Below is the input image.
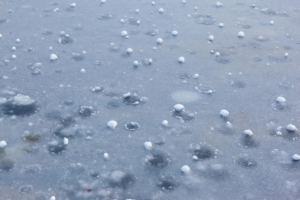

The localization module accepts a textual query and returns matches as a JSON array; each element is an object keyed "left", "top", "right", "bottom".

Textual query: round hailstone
[
  {"left": 133, "top": 61, "right": 139, "bottom": 66},
  {"left": 148, "top": 58, "right": 153, "bottom": 64},
  {"left": 152, "top": 1, "right": 155, "bottom": 5},
  {"left": 181, "top": 165, "right": 191, "bottom": 174},
  {"left": 174, "top": 104, "right": 184, "bottom": 112},
  {"left": 12, "top": 55, "right": 16, "bottom": 59},
  {"left": 107, "top": 120, "right": 118, "bottom": 129},
  {"left": 63, "top": 137, "right": 69, "bottom": 145},
  {"left": 216, "top": 2, "right": 223, "bottom": 7},
  {"left": 172, "top": 30, "right": 178, "bottom": 36},
  {"left": 0, "top": 34, "right": 2, "bottom": 38},
  {"left": 208, "top": 35, "right": 214, "bottom": 41},
  {"left": 0, "top": 141, "right": 7, "bottom": 148},
  {"left": 192, "top": 155, "right": 198, "bottom": 161},
  {"left": 292, "top": 154, "right": 300, "bottom": 161},
  {"left": 220, "top": 109, "right": 229, "bottom": 118},
  {"left": 144, "top": 142, "right": 153, "bottom": 150},
  {"left": 121, "top": 31, "right": 128, "bottom": 37},
  {"left": 70, "top": 3, "right": 76, "bottom": 8},
  {"left": 287, "top": 124, "right": 297, "bottom": 132},
  {"left": 284, "top": 53, "right": 288, "bottom": 57},
  {"left": 103, "top": 153, "right": 109, "bottom": 159},
  {"left": 136, "top": 20, "right": 141, "bottom": 25},
  {"left": 16, "top": 38, "right": 20, "bottom": 43},
  {"left": 215, "top": 52, "right": 220, "bottom": 57},
  {"left": 50, "top": 54, "right": 58, "bottom": 61},
  {"left": 135, "top": 9, "right": 139, "bottom": 13},
  {"left": 244, "top": 130, "right": 253, "bottom": 136},
  {"left": 127, "top": 48, "right": 133, "bottom": 54},
  {"left": 276, "top": 96, "right": 286, "bottom": 103},
  {"left": 101, "top": 0, "right": 106, "bottom": 3},
  {"left": 158, "top": 8, "right": 164, "bottom": 13},
  {"left": 12, "top": 46, "right": 16, "bottom": 51},
  {"left": 219, "top": 23, "right": 224, "bottom": 28},
  {"left": 182, "top": 0, "right": 186, "bottom": 3},
  {"left": 178, "top": 57, "right": 185, "bottom": 63},
  {"left": 157, "top": 38, "right": 163, "bottom": 44},
  {"left": 50, "top": 196, "right": 56, "bottom": 200},
  {"left": 162, "top": 120, "right": 169, "bottom": 127},
  {"left": 270, "top": 21, "right": 274, "bottom": 25},
  {"left": 238, "top": 31, "right": 245, "bottom": 38}
]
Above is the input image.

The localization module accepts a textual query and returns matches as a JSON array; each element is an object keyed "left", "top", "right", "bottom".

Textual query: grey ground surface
[{"left": 0, "top": 0, "right": 300, "bottom": 199}]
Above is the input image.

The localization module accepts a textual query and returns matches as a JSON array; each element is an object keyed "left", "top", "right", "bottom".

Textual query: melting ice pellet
[
  {"left": 50, "top": 54, "right": 58, "bottom": 61},
  {"left": 287, "top": 124, "right": 297, "bottom": 132},
  {"left": 181, "top": 165, "right": 191, "bottom": 174},
  {"left": 157, "top": 38, "right": 163, "bottom": 44},
  {"left": 162, "top": 120, "right": 169, "bottom": 127},
  {"left": 174, "top": 104, "right": 184, "bottom": 112},
  {"left": 127, "top": 48, "right": 133, "bottom": 54},
  {"left": 193, "top": 74, "right": 199, "bottom": 79},
  {"left": 107, "top": 120, "right": 118, "bottom": 129},
  {"left": 238, "top": 31, "right": 245, "bottom": 38},
  {"left": 276, "top": 96, "right": 286, "bottom": 103},
  {"left": 172, "top": 30, "right": 178, "bottom": 36},
  {"left": 121, "top": 31, "right": 128, "bottom": 37},
  {"left": 144, "top": 142, "right": 153, "bottom": 150},
  {"left": 216, "top": 2, "right": 223, "bottom": 7},
  {"left": 220, "top": 109, "right": 229, "bottom": 118},
  {"left": 158, "top": 8, "right": 164, "bottom": 13},
  {"left": 219, "top": 23, "right": 224, "bottom": 28},
  {"left": 292, "top": 154, "right": 300, "bottom": 161},
  {"left": 244, "top": 130, "right": 253, "bottom": 136},
  {"left": 0, "top": 141, "right": 7, "bottom": 148},
  {"left": 178, "top": 57, "right": 185, "bottom": 63}
]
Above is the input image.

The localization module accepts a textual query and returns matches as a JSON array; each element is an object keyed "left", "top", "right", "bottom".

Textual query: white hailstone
[
  {"left": 220, "top": 109, "right": 229, "bottom": 118},
  {"left": 193, "top": 73, "right": 199, "bottom": 79},
  {"left": 103, "top": 153, "right": 109, "bottom": 159},
  {"left": 121, "top": 31, "right": 128, "bottom": 37},
  {"left": 16, "top": 38, "right": 20, "bottom": 43},
  {"left": 70, "top": 3, "right": 76, "bottom": 8},
  {"left": 292, "top": 154, "right": 300, "bottom": 161},
  {"left": 174, "top": 104, "right": 184, "bottom": 112},
  {"left": 158, "top": 8, "right": 164, "bottom": 13},
  {"left": 219, "top": 23, "right": 224, "bottom": 28},
  {"left": 244, "top": 130, "right": 253, "bottom": 136},
  {"left": 238, "top": 31, "right": 245, "bottom": 38},
  {"left": 127, "top": 48, "right": 133, "bottom": 54},
  {"left": 287, "top": 124, "right": 297, "bottom": 132},
  {"left": 270, "top": 21, "right": 274, "bottom": 25},
  {"left": 12, "top": 46, "right": 16, "bottom": 51},
  {"left": 49, "top": 46, "right": 53, "bottom": 50},
  {"left": 192, "top": 155, "right": 198, "bottom": 160},
  {"left": 157, "top": 38, "right": 163, "bottom": 44},
  {"left": 216, "top": 2, "right": 223, "bottom": 7},
  {"left": 208, "top": 35, "right": 214, "bottom": 41},
  {"left": 181, "top": 165, "right": 191, "bottom": 174},
  {"left": 195, "top": 7, "right": 198, "bottom": 10},
  {"left": 215, "top": 52, "right": 221, "bottom": 57},
  {"left": 162, "top": 120, "right": 169, "bottom": 127},
  {"left": 107, "top": 120, "right": 118, "bottom": 129},
  {"left": 284, "top": 53, "right": 288, "bottom": 57},
  {"left": 182, "top": 0, "right": 186, "bottom": 4},
  {"left": 144, "top": 142, "right": 153, "bottom": 150},
  {"left": 0, "top": 141, "right": 7, "bottom": 148},
  {"left": 276, "top": 96, "right": 286, "bottom": 103},
  {"left": 12, "top": 55, "right": 16, "bottom": 59},
  {"left": 80, "top": 68, "right": 86, "bottom": 73},
  {"left": 133, "top": 61, "right": 139, "bottom": 66},
  {"left": 50, "top": 54, "right": 58, "bottom": 61},
  {"left": 172, "top": 30, "right": 178, "bottom": 36},
  {"left": 136, "top": 20, "right": 141, "bottom": 25},
  {"left": 178, "top": 56, "right": 185, "bottom": 63},
  {"left": 101, "top": 0, "right": 106, "bottom": 3},
  {"left": 226, "top": 121, "right": 233, "bottom": 128},
  {"left": 50, "top": 196, "right": 56, "bottom": 200},
  {"left": 135, "top": 9, "right": 139, "bottom": 13},
  {"left": 0, "top": 34, "right": 2, "bottom": 38},
  {"left": 148, "top": 58, "right": 153, "bottom": 64},
  {"left": 152, "top": 1, "right": 155, "bottom": 5},
  {"left": 63, "top": 137, "right": 69, "bottom": 145},
  {"left": 53, "top": 8, "right": 59, "bottom": 12}
]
